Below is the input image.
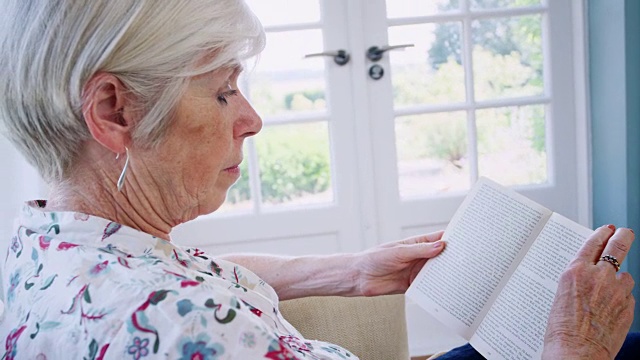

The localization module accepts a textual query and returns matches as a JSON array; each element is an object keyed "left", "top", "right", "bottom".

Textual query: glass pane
[
  {"left": 247, "top": 30, "right": 327, "bottom": 117},
  {"left": 217, "top": 158, "right": 253, "bottom": 214},
  {"left": 256, "top": 122, "right": 333, "bottom": 206},
  {"left": 244, "top": 0, "right": 320, "bottom": 27},
  {"left": 389, "top": 23, "right": 465, "bottom": 107},
  {"left": 396, "top": 112, "right": 470, "bottom": 198},
  {"left": 472, "top": 15, "right": 544, "bottom": 101},
  {"left": 476, "top": 105, "right": 548, "bottom": 186},
  {"left": 471, "top": 0, "right": 541, "bottom": 10},
  {"left": 387, "top": 0, "right": 459, "bottom": 18}
]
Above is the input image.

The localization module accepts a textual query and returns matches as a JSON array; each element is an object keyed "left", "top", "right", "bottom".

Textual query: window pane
[
  {"left": 217, "top": 158, "right": 252, "bottom": 214},
  {"left": 472, "top": 15, "right": 544, "bottom": 101},
  {"left": 476, "top": 105, "right": 548, "bottom": 186},
  {"left": 247, "top": 30, "right": 327, "bottom": 117},
  {"left": 471, "top": 0, "right": 541, "bottom": 10},
  {"left": 389, "top": 22, "right": 465, "bottom": 107},
  {"left": 387, "top": 0, "right": 459, "bottom": 18},
  {"left": 256, "top": 122, "right": 333, "bottom": 207},
  {"left": 245, "top": 0, "right": 320, "bottom": 27},
  {"left": 396, "top": 112, "right": 470, "bottom": 198}
]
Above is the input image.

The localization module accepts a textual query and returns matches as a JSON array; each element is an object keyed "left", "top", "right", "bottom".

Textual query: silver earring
[{"left": 117, "top": 147, "right": 130, "bottom": 191}]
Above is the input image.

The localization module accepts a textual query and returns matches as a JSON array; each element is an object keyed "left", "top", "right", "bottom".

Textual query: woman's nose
[{"left": 234, "top": 96, "right": 262, "bottom": 139}]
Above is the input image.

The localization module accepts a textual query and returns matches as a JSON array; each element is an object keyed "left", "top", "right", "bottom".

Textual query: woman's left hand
[{"left": 353, "top": 231, "right": 446, "bottom": 296}]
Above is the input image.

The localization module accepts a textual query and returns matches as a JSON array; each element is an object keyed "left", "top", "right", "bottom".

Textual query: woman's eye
[{"left": 217, "top": 89, "right": 238, "bottom": 105}]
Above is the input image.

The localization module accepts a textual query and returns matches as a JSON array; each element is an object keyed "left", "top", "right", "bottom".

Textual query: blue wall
[{"left": 589, "top": 0, "right": 640, "bottom": 331}]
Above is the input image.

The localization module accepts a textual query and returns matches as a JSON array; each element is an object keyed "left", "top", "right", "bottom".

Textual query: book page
[
  {"left": 470, "top": 213, "right": 593, "bottom": 360},
  {"left": 406, "top": 178, "right": 551, "bottom": 339}
]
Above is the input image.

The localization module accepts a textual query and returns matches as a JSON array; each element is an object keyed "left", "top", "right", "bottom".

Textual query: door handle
[
  {"left": 366, "top": 44, "right": 414, "bottom": 62},
  {"left": 304, "top": 49, "right": 351, "bottom": 66}
]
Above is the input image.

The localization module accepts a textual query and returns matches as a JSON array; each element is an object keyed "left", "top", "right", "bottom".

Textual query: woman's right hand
[{"left": 542, "top": 225, "right": 635, "bottom": 359}]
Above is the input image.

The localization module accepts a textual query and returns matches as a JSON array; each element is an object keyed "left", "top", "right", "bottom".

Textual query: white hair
[{"left": 0, "top": 0, "right": 265, "bottom": 182}]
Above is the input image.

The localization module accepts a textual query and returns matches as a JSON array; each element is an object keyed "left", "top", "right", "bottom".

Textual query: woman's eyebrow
[{"left": 229, "top": 64, "right": 244, "bottom": 79}]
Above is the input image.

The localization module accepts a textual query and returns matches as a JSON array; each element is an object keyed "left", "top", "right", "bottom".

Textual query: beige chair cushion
[{"left": 279, "top": 294, "right": 409, "bottom": 360}]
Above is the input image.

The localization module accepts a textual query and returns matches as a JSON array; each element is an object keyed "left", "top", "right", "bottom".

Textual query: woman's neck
[{"left": 44, "top": 151, "right": 178, "bottom": 241}]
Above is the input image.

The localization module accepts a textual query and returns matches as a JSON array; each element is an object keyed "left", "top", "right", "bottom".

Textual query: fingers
[
  {"left": 616, "top": 271, "right": 636, "bottom": 296},
  {"left": 573, "top": 225, "right": 615, "bottom": 264},
  {"left": 398, "top": 231, "right": 444, "bottom": 245},
  {"left": 598, "top": 228, "right": 635, "bottom": 272},
  {"left": 397, "top": 241, "right": 445, "bottom": 260}
]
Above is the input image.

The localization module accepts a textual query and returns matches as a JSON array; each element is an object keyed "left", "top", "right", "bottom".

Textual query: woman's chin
[
  {"left": 189, "top": 192, "right": 227, "bottom": 219},
  {"left": 186, "top": 183, "right": 235, "bottom": 219},
  {"left": 203, "top": 198, "right": 226, "bottom": 215}
]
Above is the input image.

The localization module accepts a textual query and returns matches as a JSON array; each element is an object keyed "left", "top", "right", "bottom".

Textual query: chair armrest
[{"left": 279, "top": 294, "right": 410, "bottom": 360}]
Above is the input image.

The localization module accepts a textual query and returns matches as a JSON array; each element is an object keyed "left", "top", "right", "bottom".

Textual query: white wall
[{"left": 0, "top": 137, "right": 44, "bottom": 236}]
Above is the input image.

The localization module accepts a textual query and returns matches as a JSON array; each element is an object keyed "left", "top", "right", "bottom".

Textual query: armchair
[{"left": 279, "top": 294, "right": 411, "bottom": 360}]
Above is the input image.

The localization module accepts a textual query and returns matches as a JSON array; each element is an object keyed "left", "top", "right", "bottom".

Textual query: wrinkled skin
[{"left": 543, "top": 225, "right": 635, "bottom": 359}]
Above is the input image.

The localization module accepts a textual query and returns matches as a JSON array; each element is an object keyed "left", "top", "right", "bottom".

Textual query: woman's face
[{"left": 149, "top": 65, "right": 261, "bottom": 219}]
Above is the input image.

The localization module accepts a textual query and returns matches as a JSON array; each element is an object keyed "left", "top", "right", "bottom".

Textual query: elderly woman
[{"left": 0, "top": 1, "right": 636, "bottom": 359}]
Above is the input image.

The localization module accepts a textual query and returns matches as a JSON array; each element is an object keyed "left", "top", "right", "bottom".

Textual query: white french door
[
  {"left": 173, "top": 0, "right": 588, "bottom": 356},
  {"left": 362, "top": 0, "right": 588, "bottom": 242}
]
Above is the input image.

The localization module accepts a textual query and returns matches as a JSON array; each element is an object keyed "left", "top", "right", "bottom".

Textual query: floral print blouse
[{"left": 0, "top": 202, "right": 357, "bottom": 359}]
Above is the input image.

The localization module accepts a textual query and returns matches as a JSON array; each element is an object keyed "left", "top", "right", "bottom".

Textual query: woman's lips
[{"left": 224, "top": 165, "right": 240, "bottom": 175}]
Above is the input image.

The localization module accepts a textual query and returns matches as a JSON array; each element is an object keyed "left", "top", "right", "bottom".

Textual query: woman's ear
[{"left": 82, "top": 73, "right": 133, "bottom": 154}]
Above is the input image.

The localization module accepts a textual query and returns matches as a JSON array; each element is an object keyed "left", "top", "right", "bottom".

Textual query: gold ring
[{"left": 599, "top": 254, "right": 621, "bottom": 272}]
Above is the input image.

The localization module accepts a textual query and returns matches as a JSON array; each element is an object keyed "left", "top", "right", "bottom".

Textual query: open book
[{"left": 406, "top": 177, "right": 593, "bottom": 360}]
